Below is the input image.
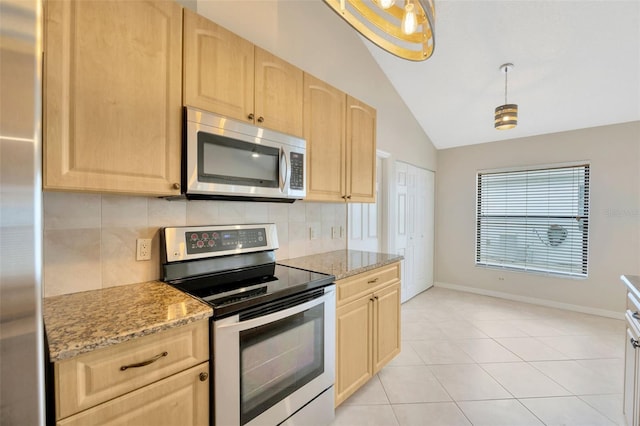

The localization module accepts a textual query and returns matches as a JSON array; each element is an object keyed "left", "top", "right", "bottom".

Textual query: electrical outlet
[
  {"left": 136, "top": 238, "right": 152, "bottom": 261},
  {"left": 309, "top": 223, "right": 322, "bottom": 240},
  {"left": 331, "top": 227, "right": 339, "bottom": 239}
]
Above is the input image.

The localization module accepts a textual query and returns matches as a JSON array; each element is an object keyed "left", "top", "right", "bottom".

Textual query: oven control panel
[
  {"left": 163, "top": 224, "right": 279, "bottom": 262},
  {"left": 186, "top": 228, "right": 267, "bottom": 254}
]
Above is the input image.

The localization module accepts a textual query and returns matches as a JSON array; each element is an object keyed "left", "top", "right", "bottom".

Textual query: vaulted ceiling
[{"left": 363, "top": 0, "right": 640, "bottom": 149}]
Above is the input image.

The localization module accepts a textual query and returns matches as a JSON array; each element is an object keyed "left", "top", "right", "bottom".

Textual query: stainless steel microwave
[{"left": 183, "top": 108, "right": 306, "bottom": 202}]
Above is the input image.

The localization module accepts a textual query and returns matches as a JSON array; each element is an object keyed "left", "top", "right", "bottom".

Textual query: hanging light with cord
[{"left": 494, "top": 63, "right": 518, "bottom": 130}]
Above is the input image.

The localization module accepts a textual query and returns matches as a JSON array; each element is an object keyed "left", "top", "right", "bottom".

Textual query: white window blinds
[{"left": 476, "top": 164, "right": 590, "bottom": 277}]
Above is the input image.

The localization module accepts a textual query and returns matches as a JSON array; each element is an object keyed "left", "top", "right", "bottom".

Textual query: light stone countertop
[
  {"left": 278, "top": 250, "right": 403, "bottom": 281},
  {"left": 622, "top": 275, "right": 640, "bottom": 302},
  {"left": 43, "top": 281, "right": 212, "bottom": 362}
]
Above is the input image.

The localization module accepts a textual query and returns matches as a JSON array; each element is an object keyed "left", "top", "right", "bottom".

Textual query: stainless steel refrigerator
[{"left": 0, "top": 0, "right": 45, "bottom": 424}]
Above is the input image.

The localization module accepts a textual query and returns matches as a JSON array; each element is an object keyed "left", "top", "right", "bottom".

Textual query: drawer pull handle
[
  {"left": 633, "top": 311, "right": 640, "bottom": 321},
  {"left": 631, "top": 338, "right": 640, "bottom": 349},
  {"left": 368, "top": 278, "right": 379, "bottom": 284},
  {"left": 120, "top": 351, "right": 168, "bottom": 371},
  {"left": 199, "top": 372, "right": 209, "bottom": 382}
]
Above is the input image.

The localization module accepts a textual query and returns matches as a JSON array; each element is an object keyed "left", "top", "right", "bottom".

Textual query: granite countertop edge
[
  {"left": 279, "top": 249, "right": 404, "bottom": 281},
  {"left": 622, "top": 274, "right": 640, "bottom": 301},
  {"left": 44, "top": 281, "right": 213, "bottom": 362}
]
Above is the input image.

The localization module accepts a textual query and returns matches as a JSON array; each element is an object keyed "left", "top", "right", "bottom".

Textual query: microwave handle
[{"left": 279, "top": 148, "right": 288, "bottom": 192}]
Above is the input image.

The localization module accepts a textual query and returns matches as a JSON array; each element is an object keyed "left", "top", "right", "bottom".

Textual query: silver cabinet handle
[
  {"left": 631, "top": 338, "right": 640, "bottom": 349},
  {"left": 120, "top": 351, "right": 168, "bottom": 371}
]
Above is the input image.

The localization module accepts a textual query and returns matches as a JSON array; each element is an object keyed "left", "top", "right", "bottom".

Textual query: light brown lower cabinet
[
  {"left": 54, "top": 320, "right": 209, "bottom": 426},
  {"left": 57, "top": 363, "right": 209, "bottom": 426},
  {"left": 335, "top": 262, "right": 401, "bottom": 406}
]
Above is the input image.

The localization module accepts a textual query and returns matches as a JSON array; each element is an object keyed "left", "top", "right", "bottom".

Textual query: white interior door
[
  {"left": 395, "top": 162, "right": 434, "bottom": 302},
  {"left": 348, "top": 157, "right": 383, "bottom": 252}
]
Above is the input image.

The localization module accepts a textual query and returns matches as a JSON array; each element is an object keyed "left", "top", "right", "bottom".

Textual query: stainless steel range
[{"left": 161, "top": 224, "right": 336, "bottom": 426}]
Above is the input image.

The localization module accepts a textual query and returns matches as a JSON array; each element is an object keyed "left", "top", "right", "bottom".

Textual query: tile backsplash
[{"left": 43, "top": 192, "right": 347, "bottom": 297}]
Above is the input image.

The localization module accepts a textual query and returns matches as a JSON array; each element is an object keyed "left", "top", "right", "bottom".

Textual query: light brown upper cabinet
[
  {"left": 346, "top": 96, "right": 377, "bottom": 203},
  {"left": 183, "top": 9, "right": 303, "bottom": 137},
  {"left": 43, "top": 0, "right": 183, "bottom": 196},
  {"left": 304, "top": 74, "right": 377, "bottom": 203},
  {"left": 303, "top": 74, "right": 346, "bottom": 202}
]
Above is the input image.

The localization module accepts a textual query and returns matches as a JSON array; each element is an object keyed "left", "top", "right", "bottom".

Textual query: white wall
[
  {"left": 435, "top": 121, "right": 640, "bottom": 315},
  {"left": 196, "top": 0, "right": 437, "bottom": 171}
]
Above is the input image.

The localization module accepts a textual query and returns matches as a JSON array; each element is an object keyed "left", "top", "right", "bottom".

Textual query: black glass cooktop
[{"left": 171, "top": 264, "right": 334, "bottom": 319}]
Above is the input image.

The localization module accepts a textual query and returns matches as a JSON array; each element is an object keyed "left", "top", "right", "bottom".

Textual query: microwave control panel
[{"left": 290, "top": 152, "right": 304, "bottom": 190}]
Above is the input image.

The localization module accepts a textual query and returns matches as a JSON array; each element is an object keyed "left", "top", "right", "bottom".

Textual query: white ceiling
[{"left": 362, "top": 0, "right": 640, "bottom": 149}]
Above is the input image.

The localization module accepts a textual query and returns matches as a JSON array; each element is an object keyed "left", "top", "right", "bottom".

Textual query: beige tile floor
[{"left": 331, "top": 287, "right": 626, "bottom": 426}]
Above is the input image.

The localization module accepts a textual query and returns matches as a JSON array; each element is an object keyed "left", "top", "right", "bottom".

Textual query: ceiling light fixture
[
  {"left": 494, "top": 63, "right": 518, "bottom": 130},
  {"left": 323, "top": 0, "right": 436, "bottom": 61}
]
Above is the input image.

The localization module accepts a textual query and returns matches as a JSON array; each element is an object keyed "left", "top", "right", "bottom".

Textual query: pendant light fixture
[
  {"left": 323, "top": 0, "right": 436, "bottom": 62},
  {"left": 494, "top": 63, "right": 518, "bottom": 130}
]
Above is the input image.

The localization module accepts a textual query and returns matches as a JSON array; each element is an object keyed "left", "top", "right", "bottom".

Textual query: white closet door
[{"left": 395, "top": 162, "right": 434, "bottom": 302}]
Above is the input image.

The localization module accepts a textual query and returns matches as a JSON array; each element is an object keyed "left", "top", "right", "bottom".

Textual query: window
[{"left": 476, "top": 163, "right": 590, "bottom": 277}]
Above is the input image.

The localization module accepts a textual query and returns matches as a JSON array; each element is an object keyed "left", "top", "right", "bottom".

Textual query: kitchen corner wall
[
  {"left": 435, "top": 121, "right": 640, "bottom": 314},
  {"left": 43, "top": 192, "right": 346, "bottom": 297}
]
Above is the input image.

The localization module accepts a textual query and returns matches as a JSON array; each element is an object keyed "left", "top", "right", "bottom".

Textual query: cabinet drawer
[
  {"left": 57, "top": 362, "right": 210, "bottom": 426},
  {"left": 336, "top": 263, "right": 400, "bottom": 305},
  {"left": 55, "top": 320, "right": 209, "bottom": 420}
]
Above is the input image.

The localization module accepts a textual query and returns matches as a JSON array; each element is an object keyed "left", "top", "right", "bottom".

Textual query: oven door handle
[{"left": 215, "top": 287, "right": 335, "bottom": 332}]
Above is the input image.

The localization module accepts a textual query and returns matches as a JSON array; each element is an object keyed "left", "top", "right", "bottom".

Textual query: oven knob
[
  {"left": 199, "top": 372, "right": 208, "bottom": 382},
  {"left": 202, "top": 232, "right": 209, "bottom": 240},
  {"left": 212, "top": 232, "right": 219, "bottom": 239},
  {"left": 208, "top": 240, "right": 215, "bottom": 247},
  {"left": 196, "top": 240, "right": 204, "bottom": 248},
  {"left": 191, "top": 233, "right": 198, "bottom": 241}
]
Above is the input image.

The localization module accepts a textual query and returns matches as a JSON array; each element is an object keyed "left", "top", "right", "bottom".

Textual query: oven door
[{"left": 213, "top": 285, "right": 335, "bottom": 426}]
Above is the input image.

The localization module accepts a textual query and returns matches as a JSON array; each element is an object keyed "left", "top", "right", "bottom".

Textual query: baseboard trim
[{"left": 434, "top": 281, "right": 623, "bottom": 320}]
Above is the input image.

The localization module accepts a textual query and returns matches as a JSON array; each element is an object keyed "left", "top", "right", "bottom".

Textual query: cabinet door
[
  {"left": 373, "top": 282, "right": 401, "bottom": 372},
  {"left": 346, "top": 96, "right": 376, "bottom": 203},
  {"left": 254, "top": 48, "right": 303, "bottom": 137},
  {"left": 183, "top": 8, "right": 254, "bottom": 123},
  {"left": 303, "top": 73, "right": 346, "bottom": 202},
  {"left": 624, "top": 319, "right": 640, "bottom": 426},
  {"left": 44, "top": 0, "right": 182, "bottom": 196},
  {"left": 335, "top": 296, "right": 373, "bottom": 407},
  {"left": 57, "top": 363, "right": 210, "bottom": 426},
  {"left": 55, "top": 320, "right": 209, "bottom": 419}
]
